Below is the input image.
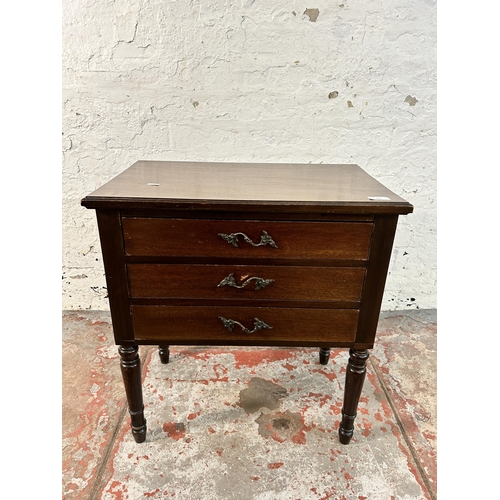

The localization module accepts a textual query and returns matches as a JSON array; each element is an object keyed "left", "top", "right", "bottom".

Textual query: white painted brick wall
[{"left": 62, "top": 0, "right": 436, "bottom": 311}]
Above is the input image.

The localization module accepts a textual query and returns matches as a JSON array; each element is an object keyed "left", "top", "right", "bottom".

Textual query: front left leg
[
  {"left": 339, "top": 348, "right": 369, "bottom": 445},
  {"left": 119, "top": 345, "right": 147, "bottom": 443}
]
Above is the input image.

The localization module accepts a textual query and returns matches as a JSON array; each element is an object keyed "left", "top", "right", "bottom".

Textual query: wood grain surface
[
  {"left": 122, "top": 218, "right": 373, "bottom": 260},
  {"left": 131, "top": 305, "right": 358, "bottom": 345},
  {"left": 81, "top": 161, "right": 413, "bottom": 214},
  {"left": 127, "top": 263, "right": 366, "bottom": 302}
]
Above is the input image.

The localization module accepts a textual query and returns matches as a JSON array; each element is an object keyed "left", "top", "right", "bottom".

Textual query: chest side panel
[
  {"left": 95, "top": 210, "right": 134, "bottom": 342},
  {"left": 355, "top": 215, "right": 399, "bottom": 347}
]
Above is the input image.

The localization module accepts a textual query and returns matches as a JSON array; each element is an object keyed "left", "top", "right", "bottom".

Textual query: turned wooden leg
[
  {"left": 339, "top": 348, "right": 369, "bottom": 445},
  {"left": 319, "top": 347, "right": 331, "bottom": 365},
  {"left": 119, "top": 345, "right": 147, "bottom": 443},
  {"left": 159, "top": 345, "right": 170, "bottom": 364}
]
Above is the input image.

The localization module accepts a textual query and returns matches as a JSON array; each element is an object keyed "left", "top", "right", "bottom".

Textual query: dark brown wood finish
[
  {"left": 130, "top": 298, "right": 361, "bottom": 310},
  {"left": 95, "top": 210, "right": 134, "bottom": 342},
  {"left": 127, "top": 264, "right": 366, "bottom": 302},
  {"left": 121, "top": 208, "right": 376, "bottom": 222},
  {"left": 319, "top": 347, "right": 331, "bottom": 365},
  {"left": 355, "top": 215, "right": 399, "bottom": 347},
  {"left": 131, "top": 305, "right": 358, "bottom": 345},
  {"left": 122, "top": 218, "right": 373, "bottom": 260},
  {"left": 158, "top": 345, "right": 170, "bottom": 364},
  {"left": 125, "top": 255, "right": 367, "bottom": 268},
  {"left": 81, "top": 161, "right": 413, "bottom": 445},
  {"left": 118, "top": 345, "right": 147, "bottom": 443},
  {"left": 81, "top": 161, "right": 413, "bottom": 215},
  {"left": 339, "top": 349, "right": 369, "bottom": 445}
]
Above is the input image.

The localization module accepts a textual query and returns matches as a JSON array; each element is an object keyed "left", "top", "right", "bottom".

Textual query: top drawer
[{"left": 122, "top": 218, "right": 373, "bottom": 260}]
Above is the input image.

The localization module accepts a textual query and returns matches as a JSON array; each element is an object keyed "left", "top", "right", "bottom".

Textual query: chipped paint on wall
[
  {"left": 303, "top": 8, "right": 320, "bottom": 22},
  {"left": 62, "top": 0, "right": 437, "bottom": 310}
]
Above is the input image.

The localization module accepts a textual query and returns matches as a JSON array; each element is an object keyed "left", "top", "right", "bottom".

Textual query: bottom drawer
[{"left": 131, "top": 305, "right": 358, "bottom": 346}]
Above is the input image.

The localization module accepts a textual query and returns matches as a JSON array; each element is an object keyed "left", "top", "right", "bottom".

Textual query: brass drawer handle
[
  {"left": 218, "top": 230, "right": 278, "bottom": 248},
  {"left": 218, "top": 316, "right": 273, "bottom": 334},
  {"left": 217, "top": 273, "right": 275, "bottom": 290}
]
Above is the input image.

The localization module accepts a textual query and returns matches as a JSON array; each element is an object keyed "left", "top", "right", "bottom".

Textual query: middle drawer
[{"left": 128, "top": 264, "right": 365, "bottom": 302}]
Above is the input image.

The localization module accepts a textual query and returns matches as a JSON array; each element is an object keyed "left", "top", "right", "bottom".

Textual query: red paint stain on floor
[
  {"left": 307, "top": 392, "right": 333, "bottom": 407},
  {"left": 213, "top": 363, "right": 228, "bottom": 374},
  {"left": 276, "top": 411, "right": 311, "bottom": 445},
  {"left": 267, "top": 462, "right": 284, "bottom": 469},
  {"left": 144, "top": 487, "right": 160, "bottom": 497},
  {"left": 232, "top": 349, "right": 294, "bottom": 368},
  {"left": 64, "top": 330, "right": 155, "bottom": 500},
  {"left": 311, "top": 487, "right": 337, "bottom": 499},
  {"left": 386, "top": 419, "right": 431, "bottom": 499},
  {"left": 422, "top": 430, "right": 436, "bottom": 441},
  {"left": 95, "top": 413, "right": 134, "bottom": 499},
  {"left": 291, "top": 430, "right": 308, "bottom": 445},
  {"left": 105, "top": 480, "right": 128, "bottom": 500},
  {"left": 329, "top": 404, "right": 342, "bottom": 415},
  {"left": 269, "top": 431, "right": 286, "bottom": 443},
  {"left": 162, "top": 422, "right": 186, "bottom": 441},
  {"left": 210, "top": 363, "right": 230, "bottom": 382},
  {"left": 311, "top": 368, "right": 337, "bottom": 382},
  {"left": 96, "top": 351, "right": 156, "bottom": 500},
  {"left": 91, "top": 320, "right": 110, "bottom": 326},
  {"left": 182, "top": 348, "right": 227, "bottom": 361},
  {"left": 361, "top": 418, "right": 373, "bottom": 437}
]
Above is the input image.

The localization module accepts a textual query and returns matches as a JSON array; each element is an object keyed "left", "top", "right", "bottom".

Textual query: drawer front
[
  {"left": 128, "top": 264, "right": 365, "bottom": 302},
  {"left": 131, "top": 305, "right": 358, "bottom": 344},
  {"left": 122, "top": 218, "right": 372, "bottom": 260}
]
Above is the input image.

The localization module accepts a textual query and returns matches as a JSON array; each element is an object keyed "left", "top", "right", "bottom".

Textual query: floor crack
[
  {"left": 369, "top": 357, "right": 436, "bottom": 500},
  {"left": 88, "top": 405, "right": 128, "bottom": 500},
  {"left": 88, "top": 347, "right": 154, "bottom": 500}
]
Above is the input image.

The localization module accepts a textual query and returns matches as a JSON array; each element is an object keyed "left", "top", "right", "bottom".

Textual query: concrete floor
[{"left": 62, "top": 309, "right": 436, "bottom": 500}]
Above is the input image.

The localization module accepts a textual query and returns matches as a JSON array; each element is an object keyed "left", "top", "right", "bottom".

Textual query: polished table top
[{"left": 82, "top": 161, "right": 413, "bottom": 215}]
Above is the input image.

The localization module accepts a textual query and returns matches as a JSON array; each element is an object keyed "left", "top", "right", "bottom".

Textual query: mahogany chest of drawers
[{"left": 81, "top": 161, "right": 413, "bottom": 444}]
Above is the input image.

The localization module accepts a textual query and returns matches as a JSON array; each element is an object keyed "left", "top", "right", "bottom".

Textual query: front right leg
[
  {"left": 119, "top": 345, "right": 147, "bottom": 443},
  {"left": 339, "top": 348, "right": 369, "bottom": 445}
]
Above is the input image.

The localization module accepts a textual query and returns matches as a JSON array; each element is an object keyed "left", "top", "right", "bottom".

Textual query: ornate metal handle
[
  {"left": 217, "top": 273, "right": 275, "bottom": 290},
  {"left": 218, "top": 316, "right": 273, "bottom": 334},
  {"left": 218, "top": 230, "right": 278, "bottom": 248}
]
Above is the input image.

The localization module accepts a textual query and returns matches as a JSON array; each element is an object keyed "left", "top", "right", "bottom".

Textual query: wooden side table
[{"left": 81, "top": 161, "right": 413, "bottom": 445}]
